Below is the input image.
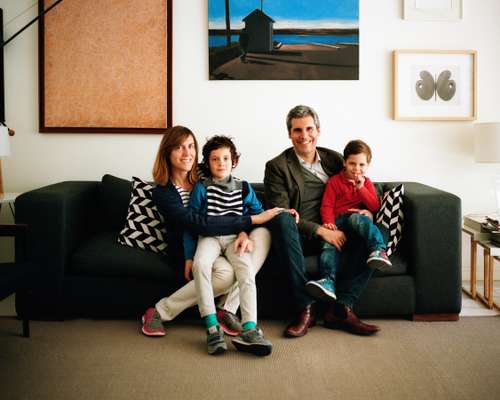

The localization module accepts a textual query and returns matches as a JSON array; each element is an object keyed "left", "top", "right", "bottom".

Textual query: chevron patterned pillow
[
  {"left": 376, "top": 184, "right": 404, "bottom": 257},
  {"left": 117, "top": 177, "right": 167, "bottom": 254}
]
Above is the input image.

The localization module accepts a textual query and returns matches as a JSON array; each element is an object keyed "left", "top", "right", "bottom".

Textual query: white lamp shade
[
  {"left": 0, "top": 126, "right": 11, "bottom": 157},
  {"left": 474, "top": 123, "right": 500, "bottom": 163}
]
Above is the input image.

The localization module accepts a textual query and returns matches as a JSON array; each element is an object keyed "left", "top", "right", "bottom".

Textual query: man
[{"left": 264, "top": 105, "right": 380, "bottom": 337}]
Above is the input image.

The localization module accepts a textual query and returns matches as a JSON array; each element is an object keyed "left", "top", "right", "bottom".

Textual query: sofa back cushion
[{"left": 98, "top": 174, "right": 132, "bottom": 231}]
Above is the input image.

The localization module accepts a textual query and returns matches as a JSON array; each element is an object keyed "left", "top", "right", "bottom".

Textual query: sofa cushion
[
  {"left": 99, "top": 174, "right": 132, "bottom": 231},
  {"left": 118, "top": 177, "right": 167, "bottom": 254},
  {"left": 70, "top": 232, "right": 175, "bottom": 281},
  {"left": 376, "top": 184, "right": 404, "bottom": 256}
]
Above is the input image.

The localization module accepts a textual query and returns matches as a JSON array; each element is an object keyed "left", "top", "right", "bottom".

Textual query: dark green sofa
[{"left": 14, "top": 174, "right": 462, "bottom": 321}]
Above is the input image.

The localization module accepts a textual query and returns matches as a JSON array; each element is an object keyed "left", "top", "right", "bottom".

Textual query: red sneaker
[
  {"left": 216, "top": 308, "right": 243, "bottom": 337},
  {"left": 141, "top": 307, "right": 165, "bottom": 337}
]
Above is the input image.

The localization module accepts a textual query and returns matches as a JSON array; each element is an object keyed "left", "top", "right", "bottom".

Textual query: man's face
[{"left": 288, "top": 116, "right": 320, "bottom": 160}]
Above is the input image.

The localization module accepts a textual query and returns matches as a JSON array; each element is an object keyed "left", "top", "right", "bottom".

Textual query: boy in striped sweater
[{"left": 184, "top": 136, "right": 275, "bottom": 356}]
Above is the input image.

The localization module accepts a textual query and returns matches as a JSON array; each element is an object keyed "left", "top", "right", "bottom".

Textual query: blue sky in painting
[{"left": 208, "top": 0, "right": 359, "bottom": 30}]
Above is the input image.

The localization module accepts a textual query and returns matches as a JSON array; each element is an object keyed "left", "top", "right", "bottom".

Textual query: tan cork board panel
[{"left": 40, "top": 0, "right": 171, "bottom": 133}]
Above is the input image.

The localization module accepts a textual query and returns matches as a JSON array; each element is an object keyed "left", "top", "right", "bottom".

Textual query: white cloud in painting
[{"left": 209, "top": 18, "right": 358, "bottom": 30}]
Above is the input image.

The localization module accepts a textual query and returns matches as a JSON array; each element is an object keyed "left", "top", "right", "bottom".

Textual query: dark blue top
[
  {"left": 152, "top": 181, "right": 253, "bottom": 263},
  {"left": 183, "top": 180, "right": 264, "bottom": 260}
]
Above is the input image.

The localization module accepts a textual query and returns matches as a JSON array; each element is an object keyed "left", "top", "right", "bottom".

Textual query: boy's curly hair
[{"left": 201, "top": 135, "right": 241, "bottom": 176}]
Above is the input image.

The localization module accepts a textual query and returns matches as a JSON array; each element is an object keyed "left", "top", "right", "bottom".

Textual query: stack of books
[
  {"left": 463, "top": 214, "right": 489, "bottom": 232},
  {"left": 464, "top": 214, "right": 500, "bottom": 246}
]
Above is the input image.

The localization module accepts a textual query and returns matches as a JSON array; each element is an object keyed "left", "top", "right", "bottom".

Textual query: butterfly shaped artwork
[{"left": 415, "top": 70, "right": 456, "bottom": 101}]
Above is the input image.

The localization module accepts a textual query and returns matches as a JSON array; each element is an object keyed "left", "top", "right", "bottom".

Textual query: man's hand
[
  {"left": 322, "top": 223, "right": 337, "bottom": 231},
  {"left": 251, "top": 207, "right": 285, "bottom": 225},
  {"left": 184, "top": 259, "right": 193, "bottom": 282},
  {"left": 347, "top": 208, "right": 374, "bottom": 221},
  {"left": 317, "top": 226, "right": 346, "bottom": 251},
  {"left": 234, "top": 231, "right": 254, "bottom": 256}
]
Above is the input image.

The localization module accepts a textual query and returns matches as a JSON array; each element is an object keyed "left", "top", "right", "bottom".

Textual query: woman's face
[{"left": 169, "top": 135, "right": 196, "bottom": 174}]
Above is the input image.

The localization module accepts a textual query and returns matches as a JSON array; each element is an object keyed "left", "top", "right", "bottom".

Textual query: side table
[
  {"left": 462, "top": 225, "right": 500, "bottom": 310},
  {"left": 0, "top": 192, "right": 20, "bottom": 218}
]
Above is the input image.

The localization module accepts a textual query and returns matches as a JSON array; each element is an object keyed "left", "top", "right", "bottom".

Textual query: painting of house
[
  {"left": 243, "top": 9, "right": 274, "bottom": 53},
  {"left": 208, "top": 0, "right": 359, "bottom": 80}
]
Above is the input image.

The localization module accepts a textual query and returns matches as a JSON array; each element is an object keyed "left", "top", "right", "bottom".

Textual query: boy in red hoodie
[{"left": 306, "top": 140, "right": 391, "bottom": 302}]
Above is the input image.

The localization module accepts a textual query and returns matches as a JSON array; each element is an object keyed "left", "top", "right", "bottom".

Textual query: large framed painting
[
  {"left": 39, "top": 0, "right": 172, "bottom": 133},
  {"left": 393, "top": 50, "right": 477, "bottom": 121},
  {"left": 208, "top": 0, "right": 359, "bottom": 80}
]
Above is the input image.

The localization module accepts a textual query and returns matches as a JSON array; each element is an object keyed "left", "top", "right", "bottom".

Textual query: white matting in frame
[
  {"left": 393, "top": 50, "right": 477, "bottom": 121},
  {"left": 404, "top": 0, "right": 463, "bottom": 21}
]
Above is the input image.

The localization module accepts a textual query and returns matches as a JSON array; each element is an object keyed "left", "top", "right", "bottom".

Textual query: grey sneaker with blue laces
[
  {"left": 232, "top": 327, "right": 272, "bottom": 356},
  {"left": 305, "top": 278, "right": 337, "bottom": 302},
  {"left": 207, "top": 325, "right": 227, "bottom": 355}
]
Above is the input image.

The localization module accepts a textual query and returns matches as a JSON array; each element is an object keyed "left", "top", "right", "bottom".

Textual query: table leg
[
  {"left": 470, "top": 237, "right": 477, "bottom": 298},
  {"left": 494, "top": 256, "right": 500, "bottom": 310},
  {"left": 483, "top": 248, "right": 492, "bottom": 309},
  {"left": 487, "top": 251, "right": 494, "bottom": 309}
]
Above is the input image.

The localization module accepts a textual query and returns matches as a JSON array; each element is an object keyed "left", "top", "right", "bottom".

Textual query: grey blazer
[{"left": 264, "top": 146, "right": 343, "bottom": 239}]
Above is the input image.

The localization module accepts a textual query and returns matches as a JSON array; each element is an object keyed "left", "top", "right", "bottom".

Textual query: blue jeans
[
  {"left": 266, "top": 212, "right": 380, "bottom": 309},
  {"left": 319, "top": 213, "right": 386, "bottom": 284}
]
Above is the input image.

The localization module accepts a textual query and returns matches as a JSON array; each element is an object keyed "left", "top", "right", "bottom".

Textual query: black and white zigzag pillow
[
  {"left": 376, "top": 184, "right": 404, "bottom": 257},
  {"left": 117, "top": 177, "right": 167, "bottom": 254}
]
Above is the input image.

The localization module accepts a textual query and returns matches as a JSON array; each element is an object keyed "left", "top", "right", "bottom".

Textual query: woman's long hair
[{"left": 152, "top": 126, "right": 199, "bottom": 186}]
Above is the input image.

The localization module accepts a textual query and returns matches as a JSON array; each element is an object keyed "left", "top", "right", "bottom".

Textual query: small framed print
[
  {"left": 393, "top": 50, "right": 477, "bottom": 121},
  {"left": 404, "top": 0, "right": 463, "bottom": 21}
]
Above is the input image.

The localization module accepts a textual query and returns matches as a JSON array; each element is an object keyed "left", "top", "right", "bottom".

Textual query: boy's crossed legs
[
  {"left": 193, "top": 234, "right": 272, "bottom": 356},
  {"left": 307, "top": 213, "right": 391, "bottom": 302}
]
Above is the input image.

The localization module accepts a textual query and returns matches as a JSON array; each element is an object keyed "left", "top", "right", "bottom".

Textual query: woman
[{"left": 141, "top": 126, "right": 283, "bottom": 337}]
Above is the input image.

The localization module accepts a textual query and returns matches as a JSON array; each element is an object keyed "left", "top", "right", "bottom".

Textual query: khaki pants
[{"left": 155, "top": 228, "right": 270, "bottom": 322}]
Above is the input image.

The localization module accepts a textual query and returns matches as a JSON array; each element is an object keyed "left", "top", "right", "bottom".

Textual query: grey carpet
[{"left": 1, "top": 317, "right": 499, "bottom": 400}]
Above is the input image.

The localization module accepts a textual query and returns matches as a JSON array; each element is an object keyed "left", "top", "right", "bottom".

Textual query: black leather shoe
[
  {"left": 324, "top": 304, "right": 380, "bottom": 336},
  {"left": 284, "top": 304, "right": 316, "bottom": 338}
]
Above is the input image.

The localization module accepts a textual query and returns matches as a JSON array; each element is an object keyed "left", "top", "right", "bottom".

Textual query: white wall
[{"left": 1, "top": 1, "right": 500, "bottom": 274}]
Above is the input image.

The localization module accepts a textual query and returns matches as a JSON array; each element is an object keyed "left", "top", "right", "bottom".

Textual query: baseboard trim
[{"left": 412, "top": 313, "right": 460, "bottom": 322}]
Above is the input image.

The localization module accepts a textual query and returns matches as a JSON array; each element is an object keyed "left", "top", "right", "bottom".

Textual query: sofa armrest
[
  {"left": 15, "top": 181, "right": 99, "bottom": 290},
  {"left": 400, "top": 182, "right": 462, "bottom": 315}
]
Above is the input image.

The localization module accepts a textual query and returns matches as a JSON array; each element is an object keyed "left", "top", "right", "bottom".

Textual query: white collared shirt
[{"left": 295, "top": 150, "right": 329, "bottom": 183}]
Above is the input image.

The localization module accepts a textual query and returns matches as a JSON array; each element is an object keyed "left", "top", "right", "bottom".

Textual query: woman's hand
[
  {"left": 184, "top": 259, "right": 193, "bottom": 281},
  {"left": 251, "top": 207, "right": 285, "bottom": 225},
  {"left": 234, "top": 231, "right": 254, "bottom": 256}
]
